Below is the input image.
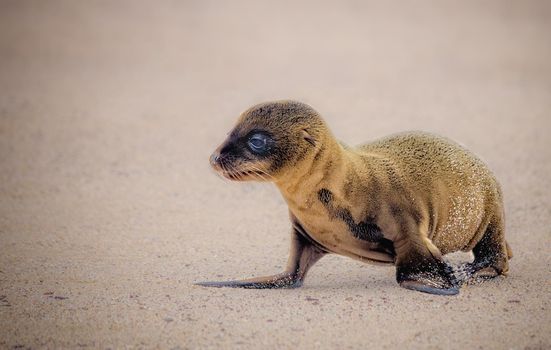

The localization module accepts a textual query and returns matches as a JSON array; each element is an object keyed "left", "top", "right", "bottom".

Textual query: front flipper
[
  {"left": 195, "top": 224, "right": 326, "bottom": 289},
  {"left": 195, "top": 272, "right": 302, "bottom": 289}
]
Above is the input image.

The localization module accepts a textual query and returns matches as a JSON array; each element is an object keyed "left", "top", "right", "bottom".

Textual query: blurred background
[{"left": 1, "top": 1, "right": 550, "bottom": 349}]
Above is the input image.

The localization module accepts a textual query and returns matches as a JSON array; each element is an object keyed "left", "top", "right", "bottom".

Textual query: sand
[{"left": 1, "top": 0, "right": 550, "bottom": 349}]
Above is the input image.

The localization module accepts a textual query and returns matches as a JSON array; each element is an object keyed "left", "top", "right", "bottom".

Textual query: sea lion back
[
  {"left": 357, "top": 131, "right": 500, "bottom": 197},
  {"left": 356, "top": 131, "right": 503, "bottom": 253}
]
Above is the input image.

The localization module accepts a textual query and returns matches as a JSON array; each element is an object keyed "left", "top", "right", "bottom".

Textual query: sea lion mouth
[
  {"left": 214, "top": 162, "right": 273, "bottom": 182},
  {"left": 221, "top": 169, "right": 267, "bottom": 181}
]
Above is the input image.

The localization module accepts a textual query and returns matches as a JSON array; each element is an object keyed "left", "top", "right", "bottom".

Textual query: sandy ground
[{"left": 1, "top": 0, "right": 550, "bottom": 349}]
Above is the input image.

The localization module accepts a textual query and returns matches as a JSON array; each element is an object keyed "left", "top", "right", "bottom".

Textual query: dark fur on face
[{"left": 210, "top": 100, "right": 327, "bottom": 181}]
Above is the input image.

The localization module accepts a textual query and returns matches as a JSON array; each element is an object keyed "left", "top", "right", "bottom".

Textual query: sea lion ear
[{"left": 302, "top": 129, "right": 316, "bottom": 146}]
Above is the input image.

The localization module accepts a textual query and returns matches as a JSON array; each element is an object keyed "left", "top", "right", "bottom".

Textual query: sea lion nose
[{"left": 209, "top": 152, "right": 220, "bottom": 167}]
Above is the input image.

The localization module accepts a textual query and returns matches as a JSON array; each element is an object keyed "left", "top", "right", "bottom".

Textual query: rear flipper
[
  {"left": 453, "top": 263, "right": 500, "bottom": 284},
  {"left": 395, "top": 238, "right": 460, "bottom": 296},
  {"left": 397, "top": 259, "right": 460, "bottom": 295},
  {"left": 454, "top": 223, "right": 511, "bottom": 284}
]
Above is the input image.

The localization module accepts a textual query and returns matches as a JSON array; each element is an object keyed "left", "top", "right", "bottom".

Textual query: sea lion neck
[{"left": 274, "top": 132, "right": 347, "bottom": 203}]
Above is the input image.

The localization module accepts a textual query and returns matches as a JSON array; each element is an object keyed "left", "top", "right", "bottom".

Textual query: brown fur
[{"left": 198, "top": 100, "right": 511, "bottom": 295}]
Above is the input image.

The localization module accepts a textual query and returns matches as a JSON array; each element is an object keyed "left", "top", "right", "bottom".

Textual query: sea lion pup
[{"left": 197, "top": 100, "right": 512, "bottom": 295}]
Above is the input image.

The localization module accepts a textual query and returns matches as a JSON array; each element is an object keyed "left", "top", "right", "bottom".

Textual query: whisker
[
  {"left": 217, "top": 159, "right": 275, "bottom": 183},
  {"left": 254, "top": 164, "right": 276, "bottom": 181},
  {"left": 252, "top": 172, "right": 267, "bottom": 182},
  {"left": 248, "top": 165, "right": 269, "bottom": 182},
  {"left": 226, "top": 163, "right": 244, "bottom": 181},
  {"left": 214, "top": 161, "right": 231, "bottom": 182}
]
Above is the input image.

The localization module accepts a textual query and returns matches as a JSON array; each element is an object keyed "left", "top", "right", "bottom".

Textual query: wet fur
[{"left": 199, "top": 100, "right": 512, "bottom": 295}]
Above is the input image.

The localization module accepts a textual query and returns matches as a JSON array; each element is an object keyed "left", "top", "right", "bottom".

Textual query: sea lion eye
[{"left": 247, "top": 133, "right": 268, "bottom": 153}]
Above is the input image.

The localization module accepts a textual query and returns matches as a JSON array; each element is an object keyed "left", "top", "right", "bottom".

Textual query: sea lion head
[{"left": 210, "top": 100, "right": 327, "bottom": 182}]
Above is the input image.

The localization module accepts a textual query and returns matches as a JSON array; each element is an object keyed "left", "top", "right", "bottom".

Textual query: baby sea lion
[{"left": 197, "top": 100, "right": 512, "bottom": 295}]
